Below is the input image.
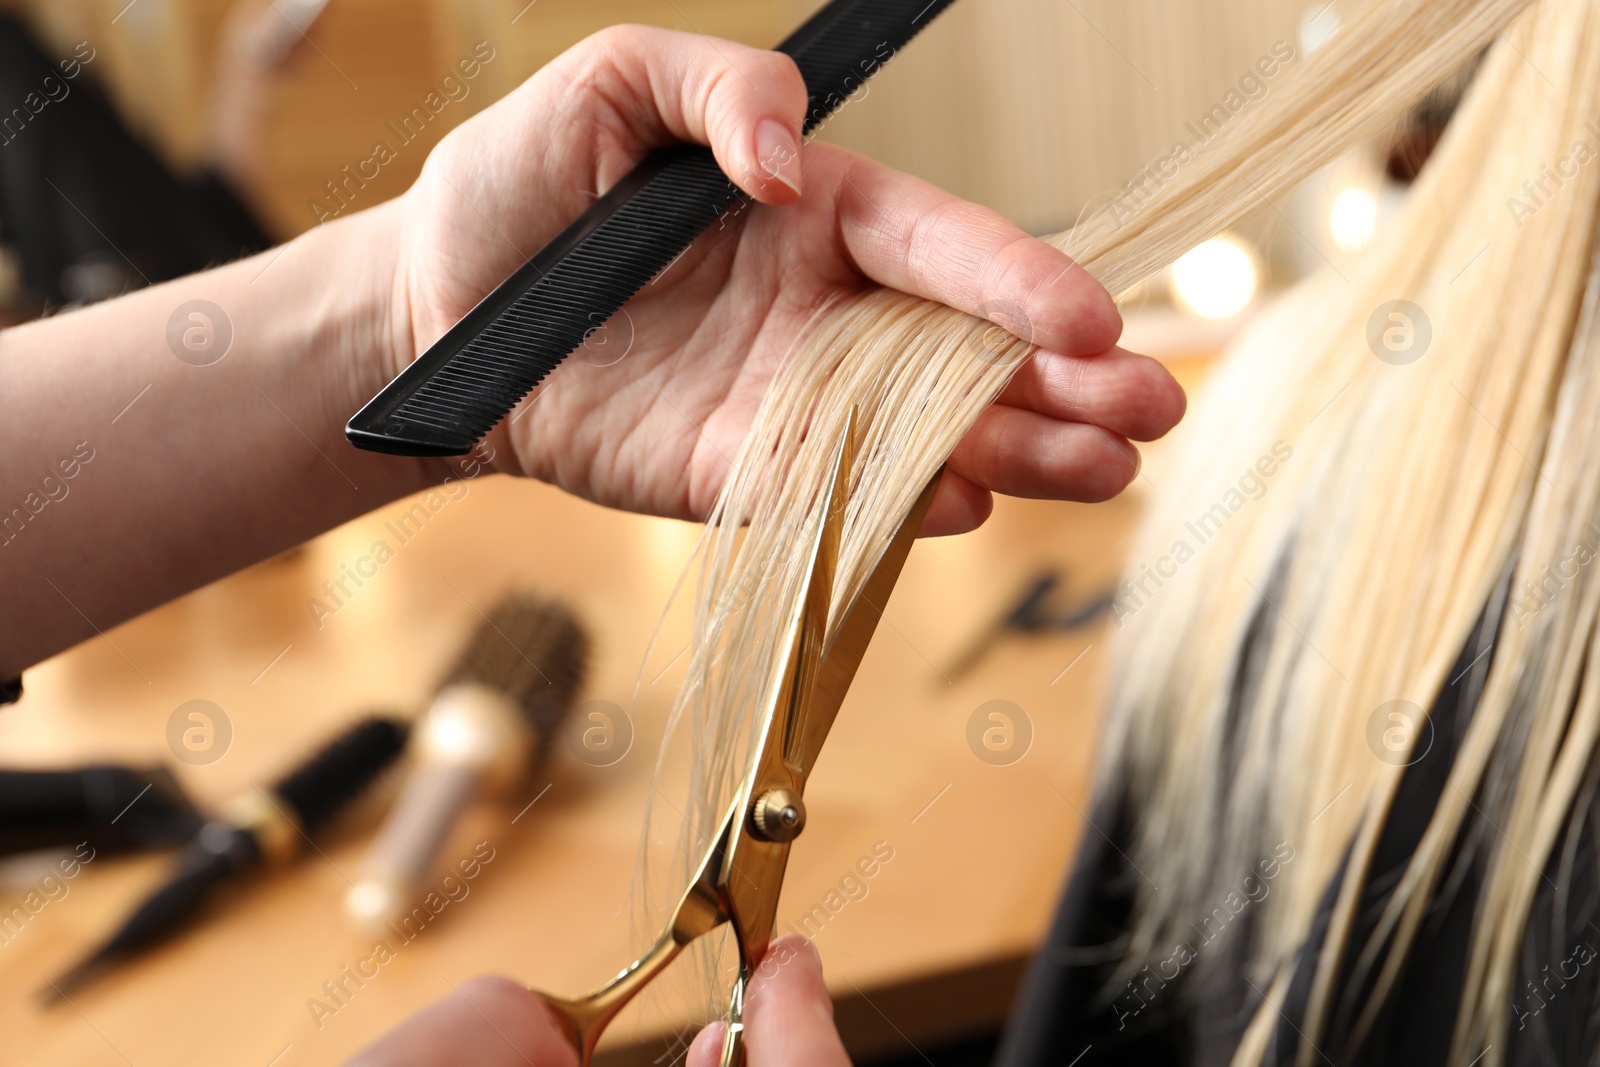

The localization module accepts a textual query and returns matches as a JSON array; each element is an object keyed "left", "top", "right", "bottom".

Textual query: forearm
[{"left": 0, "top": 199, "right": 432, "bottom": 676}]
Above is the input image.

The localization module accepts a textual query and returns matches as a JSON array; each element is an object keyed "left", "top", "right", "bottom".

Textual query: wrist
[
  {"left": 367, "top": 186, "right": 528, "bottom": 483},
  {"left": 278, "top": 197, "right": 445, "bottom": 496}
]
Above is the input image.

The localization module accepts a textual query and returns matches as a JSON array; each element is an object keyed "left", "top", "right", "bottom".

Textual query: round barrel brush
[
  {"left": 345, "top": 594, "right": 588, "bottom": 933},
  {"left": 43, "top": 715, "right": 409, "bottom": 1001}
]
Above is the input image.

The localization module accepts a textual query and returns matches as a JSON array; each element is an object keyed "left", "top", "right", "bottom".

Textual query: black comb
[{"left": 346, "top": 0, "right": 960, "bottom": 457}]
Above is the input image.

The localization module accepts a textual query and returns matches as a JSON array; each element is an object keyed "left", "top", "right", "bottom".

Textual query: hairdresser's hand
[
  {"left": 386, "top": 27, "right": 1185, "bottom": 534},
  {"left": 342, "top": 935, "right": 843, "bottom": 1067},
  {"left": 344, "top": 976, "right": 577, "bottom": 1067},
  {"left": 688, "top": 935, "right": 851, "bottom": 1066}
]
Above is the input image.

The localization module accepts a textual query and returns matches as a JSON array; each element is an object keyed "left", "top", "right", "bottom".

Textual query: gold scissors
[{"left": 537, "top": 419, "right": 939, "bottom": 1066}]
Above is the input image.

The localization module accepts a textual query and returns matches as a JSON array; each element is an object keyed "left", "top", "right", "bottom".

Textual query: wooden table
[{"left": 0, "top": 470, "right": 1143, "bottom": 1066}]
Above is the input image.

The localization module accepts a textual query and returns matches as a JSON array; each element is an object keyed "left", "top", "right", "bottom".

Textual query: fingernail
[{"left": 754, "top": 118, "right": 802, "bottom": 196}]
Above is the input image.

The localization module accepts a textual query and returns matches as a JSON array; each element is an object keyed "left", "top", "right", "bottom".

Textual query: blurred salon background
[
  {"left": 0, "top": 2, "right": 1440, "bottom": 1066},
  {"left": 0, "top": 0, "right": 1416, "bottom": 330}
]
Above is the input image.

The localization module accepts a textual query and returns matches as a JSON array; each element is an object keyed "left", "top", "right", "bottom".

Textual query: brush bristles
[{"left": 443, "top": 595, "right": 589, "bottom": 750}]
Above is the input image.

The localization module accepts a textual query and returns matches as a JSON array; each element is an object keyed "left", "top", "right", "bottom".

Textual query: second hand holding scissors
[{"left": 537, "top": 417, "right": 939, "bottom": 1066}]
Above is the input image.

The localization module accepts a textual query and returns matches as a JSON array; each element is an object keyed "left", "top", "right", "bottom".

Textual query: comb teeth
[
  {"left": 347, "top": 148, "right": 741, "bottom": 457},
  {"left": 788, "top": 0, "right": 959, "bottom": 133},
  {"left": 445, "top": 595, "right": 590, "bottom": 751}
]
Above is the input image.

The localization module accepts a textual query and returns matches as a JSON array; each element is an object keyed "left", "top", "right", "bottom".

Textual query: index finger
[{"left": 824, "top": 148, "right": 1122, "bottom": 359}]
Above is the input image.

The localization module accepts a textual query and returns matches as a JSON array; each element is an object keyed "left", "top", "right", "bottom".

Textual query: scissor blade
[
  {"left": 721, "top": 421, "right": 857, "bottom": 963},
  {"left": 778, "top": 413, "right": 853, "bottom": 770},
  {"left": 797, "top": 469, "right": 941, "bottom": 778}
]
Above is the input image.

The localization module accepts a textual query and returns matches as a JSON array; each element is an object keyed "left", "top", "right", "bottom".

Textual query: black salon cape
[{"left": 994, "top": 576, "right": 1600, "bottom": 1067}]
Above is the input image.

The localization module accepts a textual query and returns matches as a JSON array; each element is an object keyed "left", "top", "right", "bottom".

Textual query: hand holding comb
[{"left": 346, "top": 0, "right": 958, "bottom": 458}]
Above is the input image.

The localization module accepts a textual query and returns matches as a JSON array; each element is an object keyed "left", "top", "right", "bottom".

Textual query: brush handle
[
  {"left": 346, "top": 687, "right": 530, "bottom": 932},
  {"left": 346, "top": 762, "right": 479, "bottom": 932},
  {"left": 346, "top": 0, "right": 959, "bottom": 457}
]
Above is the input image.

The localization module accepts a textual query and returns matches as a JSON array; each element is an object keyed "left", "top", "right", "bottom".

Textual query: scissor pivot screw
[{"left": 751, "top": 789, "right": 806, "bottom": 842}]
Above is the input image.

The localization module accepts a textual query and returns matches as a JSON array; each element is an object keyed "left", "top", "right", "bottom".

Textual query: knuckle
[
  {"left": 562, "top": 24, "right": 671, "bottom": 91},
  {"left": 702, "top": 50, "right": 802, "bottom": 134},
  {"left": 901, "top": 197, "right": 966, "bottom": 281},
  {"left": 1042, "top": 354, "right": 1089, "bottom": 417},
  {"left": 989, "top": 238, "right": 1068, "bottom": 336},
  {"left": 553, "top": 27, "right": 632, "bottom": 93},
  {"left": 978, "top": 420, "right": 1008, "bottom": 484},
  {"left": 587, "top": 22, "right": 655, "bottom": 55},
  {"left": 699, "top": 61, "right": 744, "bottom": 137},
  {"left": 757, "top": 50, "right": 807, "bottom": 109}
]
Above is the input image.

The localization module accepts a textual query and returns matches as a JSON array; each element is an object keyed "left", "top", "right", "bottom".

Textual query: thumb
[
  {"left": 549, "top": 25, "right": 809, "bottom": 204},
  {"left": 687, "top": 936, "right": 850, "bottom": 1067}
]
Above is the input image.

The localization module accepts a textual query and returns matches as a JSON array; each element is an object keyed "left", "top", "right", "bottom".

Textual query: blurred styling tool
[
  {"left": 43, "top": 716, "right": 408, "bottom": 1001},
  {"left": 345, "top": 595, "right": 588, "bottom": 933},
  {"left": 943, "top": 570, "right": 1116, "bottom": 681},
  {"left": 346, "top": 0, "right": 959, "bottom": 458},
  {"left": 535, "top": 422, "right": 936, "bottom": 1067},
  {"left": 0, "top": 764, "right": 201, "bottom": 857}
]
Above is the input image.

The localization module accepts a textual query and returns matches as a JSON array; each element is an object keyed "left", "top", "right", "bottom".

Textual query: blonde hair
[
  {"left": 1103, "top": 0, "right": 1600, "bottom": 1061},
  {"left": 641, "top": 1, "right": 1582, "bottom": 1062}
]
